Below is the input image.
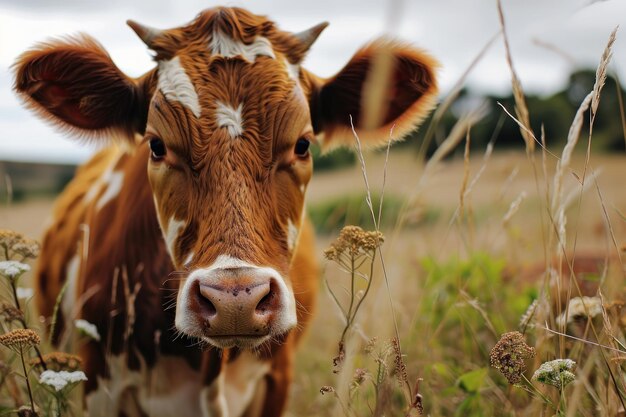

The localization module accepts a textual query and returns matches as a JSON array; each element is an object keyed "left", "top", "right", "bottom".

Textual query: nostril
[
  {"left": 255, "top": 281, "right": 278, "bottom": 314},
  {"left": 197, "top": 284, "right": 218, "bottom": 317},
  {"left": 200, "top": 296, "right": 217, "bottom": 316}
]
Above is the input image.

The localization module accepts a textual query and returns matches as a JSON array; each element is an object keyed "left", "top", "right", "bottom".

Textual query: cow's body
[{"left": 15, "top": 6, "right": 438, "bottom": 416}]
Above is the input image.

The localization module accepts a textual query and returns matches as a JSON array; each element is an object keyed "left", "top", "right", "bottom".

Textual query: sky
[{"left": 0, "top": 0, "right": 625, "bottom": 163}]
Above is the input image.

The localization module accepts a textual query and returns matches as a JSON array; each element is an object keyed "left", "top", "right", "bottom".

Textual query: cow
[{"left": 13, "top": 6, "right": 438, "bottom": 417}]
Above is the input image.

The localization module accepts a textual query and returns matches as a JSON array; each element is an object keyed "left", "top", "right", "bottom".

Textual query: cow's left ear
[{"left": 304, "top": 38, "right": 439, "bottom": 149}]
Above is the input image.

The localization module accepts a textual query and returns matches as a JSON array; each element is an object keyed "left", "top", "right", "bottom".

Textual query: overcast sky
[{"left": 1, "top": 0, "right": 625, "bottom": 163}]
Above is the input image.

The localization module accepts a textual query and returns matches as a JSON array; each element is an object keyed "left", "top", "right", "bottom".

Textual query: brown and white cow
[{"left": 14, "top": 7, "right": 438, "bottom": 417}]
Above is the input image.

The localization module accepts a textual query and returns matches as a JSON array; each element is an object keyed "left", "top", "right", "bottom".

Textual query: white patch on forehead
[
  {"left": 215, "top": 101, "right": 244, "bottom": 138},
  {"left": 287, "top": 219, "right": 299, "bottom": 251},
  {"left": 96, "top": 171, "right": 124, "bottom": 210},
  {"left": 300, "top": 184, "right": 306, "bottom": 194},
  {"left": 210, "top": 31, "right": 276, "bottom": 62},
  {"left": 157, "top": 56, "right": 201, "bottom": 118},
  {"left": 164, "top": 217, "right": 186, "bottom": 260}
]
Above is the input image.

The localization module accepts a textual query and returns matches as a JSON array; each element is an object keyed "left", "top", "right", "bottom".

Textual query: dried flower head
[
  {"left": 320, "top": 385, "right": 335, "bottom": 395},
  {"left": 324, "top": 226, "right": 384, "bottom": 261},
  {"left": 12, "top": 239, "right": 40, "bottom": 260},
  {"left": 39, "top": 369, "right": 87, "bottom": 392},
  {"left": 532, "top": 359, "right": 576, "bottom": 389},
  {"left": 0, "top": 329, "right": 41, "bottom": 350},
  {"left": 30, "top": 352, "right": 82, "bottom": 372},
  {"left": 0, "top": 302, "right": 24, "bottom": 323},
  {"left": 352, "top": 368, "right": 370, "bottom": 387},
  {"left": 556, "top": 296, "right": 603, "bottom": 327},
  {"left": 0, "top": 260, "right": 30, "bottom": 281},
  {"left": 490, "top": 331, "right": 536, "bottom": 384},
  {"left": 0, "top": 230, "right": 39, "bottom": 261},
  {"left": 0, "top": 229, "right": 23, "bottom": 255}
]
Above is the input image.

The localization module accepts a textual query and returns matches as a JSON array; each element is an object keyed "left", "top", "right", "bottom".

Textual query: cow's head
[{"left": 14, "top": 7, "right": 438, "bottom": 349}]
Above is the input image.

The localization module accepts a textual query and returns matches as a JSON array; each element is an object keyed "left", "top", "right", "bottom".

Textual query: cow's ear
[
  {"left": 305, "top": 38, "right": 439, "bottom": 149},
  {"left": 13, "top": 34, "right": 155, "bottom": 141}
]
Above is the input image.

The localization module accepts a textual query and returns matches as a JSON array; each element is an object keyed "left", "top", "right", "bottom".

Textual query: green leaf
[{"left": 457, "top": 368, "right": 488, "bottom": 393}]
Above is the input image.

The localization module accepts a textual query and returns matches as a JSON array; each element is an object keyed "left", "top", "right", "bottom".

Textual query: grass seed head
[{"left": 490, "top": 331, "right": 536, "bottom": 384}]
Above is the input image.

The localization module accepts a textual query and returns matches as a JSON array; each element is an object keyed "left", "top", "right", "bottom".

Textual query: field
[{"left": 2, "top": 147, "right": 626, "bottom": 415}]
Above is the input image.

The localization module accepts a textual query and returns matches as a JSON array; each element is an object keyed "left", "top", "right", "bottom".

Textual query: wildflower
[
  {"left": 532, "top": 359, "right": 576, "bottom": 389},
  {"left": 490, "top": 331, "right": 536, "bottom": 384},
  {"left": 30, "top": 352, "right": 82, "bottom": 372},
  {"left": 0, "top": 329, "right": 40, "bottom": 350},
  {"left": 320, "top": 385, "right": 335, "bottom": 395},
  {"left": 0, "top": 260, "right": 30, "bottom": 281},
  {"left": 39, "top": 369, "right": 87, "bottom": 392},
  {"left": 0, "top": 302, "right": 24, "bottom": 323},
  {"left": 16, "top": 287, "right": 34, "bottom": 299},
  {"left": 75, "top": 319, "right": 101, "bottom": 341},
  {"left": 556, "top": 296, "right": 603, "bottom": 327},
  {"left": 324, "top": 226, "right": 384, "bottom": 261}
]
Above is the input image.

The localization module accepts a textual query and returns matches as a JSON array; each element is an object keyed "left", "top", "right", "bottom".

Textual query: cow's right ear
[{"left": 13, "top": 34, "right": 155, "bottom": 140}]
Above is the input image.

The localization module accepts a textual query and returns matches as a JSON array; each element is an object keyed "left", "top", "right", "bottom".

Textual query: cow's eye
[
  {"left": 149, "top": 137, "right": 167, "bottom": 161},
  {"left": 294, "top": 137, "right": 310, "bottom": 158}
]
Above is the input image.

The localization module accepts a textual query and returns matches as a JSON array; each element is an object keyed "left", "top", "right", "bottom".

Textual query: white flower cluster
[
  {"left": 556, "top": 296, "right": 603, "bottom": 327},
  {"left": 0, "top": 260, "right": 30, "bottom": 279},
  {"left": 532, "top": 359, "right": 576, "bottom": 389},
  {"left": 75, "top": 319, "right": 101, "bottom": 341},
  {"left": 39, "top": 370, "right": 87, "bottom": 392}
]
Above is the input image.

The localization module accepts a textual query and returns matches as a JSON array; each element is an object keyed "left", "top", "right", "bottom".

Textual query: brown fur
[{"left": 14, "top": 7, "right": 439, "bottom": 416}]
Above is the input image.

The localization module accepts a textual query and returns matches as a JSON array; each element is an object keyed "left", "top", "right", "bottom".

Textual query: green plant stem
[
  {"left": 10, "top": 279, "right": 47, "bottom": 370},
  {"left": 19, "top": 346, "right": 36, "bottom": 413}
]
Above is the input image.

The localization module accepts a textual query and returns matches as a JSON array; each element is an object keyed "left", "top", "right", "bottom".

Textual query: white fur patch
[
  {"left": 200, "top": 372, "right": 228, "bottom": 417},
  {"left": 287, "top": 219, "right": 299, "bottom": 251},
  {"left": 183, "top": 252, "right": 195, "bottom": 268},
  {"left": 165, "top": 217, "right": 186, "bottom": 260},
  {"left": 96, "top": 171, "right": 124, "bottom": 210},
  {"left": 86, "top": 354, "right": 204, "bottom": 417},
  {"left": 158, "top": 57, "right": 201, "bottom": 118},
  {"left": 285, "top": 60, "right": 300, "bottom": 81},
  {"left": 210, "top": 31, "right": 275, "bottom": 62},
  {"left": 224, "top": 351, "right": 270, "bottom": 417},
  {"left": 215, "top": 102, "right": 244, "bottom": 138},
  {"left": 61, "top": 254, "right": 80, "bottom": 324}
]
